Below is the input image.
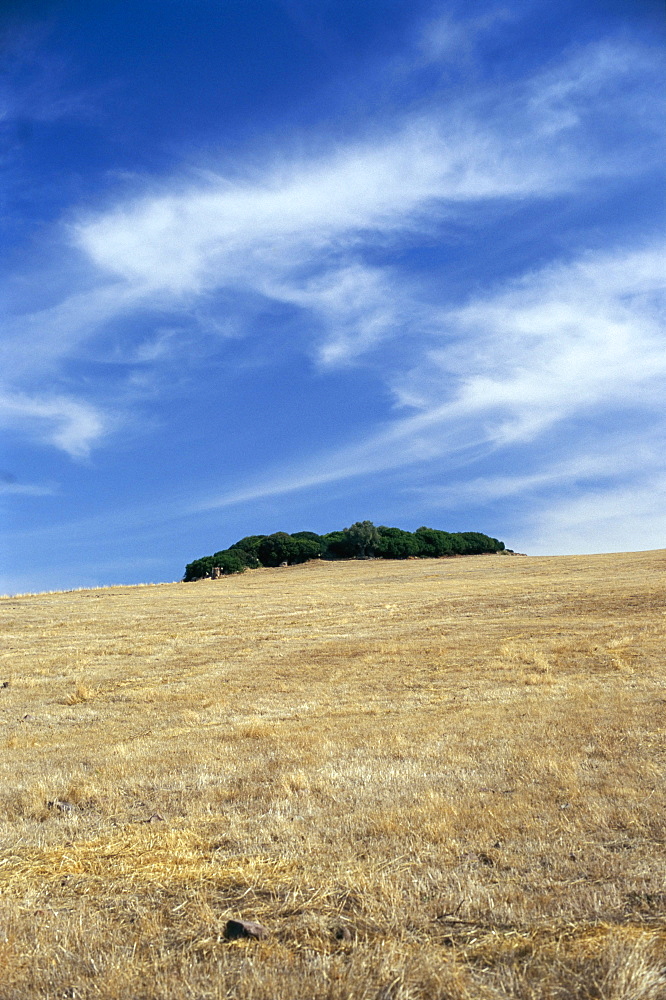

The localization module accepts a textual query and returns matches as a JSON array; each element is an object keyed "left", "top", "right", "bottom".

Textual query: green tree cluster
[{"left": 183, "top": 521, "right": 505, "bottom": 580}]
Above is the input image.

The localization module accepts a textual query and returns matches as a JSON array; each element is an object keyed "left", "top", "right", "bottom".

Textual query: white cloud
[
  {"left": 518, "top": 475, "right": 666, "bottom": 556},
  {"left": 72, "top": 35, "right": 659, "bottom": 303},
  {"left": 401, "top": 243, "right": 666, "bottom": 434},
  {"left": 2, "top": 31, "right": 662, "bottom": 465},
  {"left": 268, "top": 263, "right": 425, "bottom": 366},
  {"left": 72, "top": 120, "right": 565, "bottom": 297},
  {"left": 526, "top": 37, "right": 664, "bottom": 140},
  {"left": 410, "top": 432, "right": 666, "bottom": 508},
  {"left": 416, "top": 10, "right": 510, "bottom": 67},
  {"left": 0, "top": 480, "right": 56, "bottom": 497},
  {"left": 196, "top": 241, "right": 666, "bottom": 526},
  {"left": 0, "top": 23, "right": 99, "bottom": 132},
  {"left": 0, "top": 392, "right": 105, "bottom": 458},
  {"left": 0, "top": 282, "right": 145, "bottom": 382}
]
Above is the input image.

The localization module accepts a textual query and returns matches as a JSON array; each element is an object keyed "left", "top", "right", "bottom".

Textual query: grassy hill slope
[{"left": 1, "top": 551, "right": 665, "bottom": 998}]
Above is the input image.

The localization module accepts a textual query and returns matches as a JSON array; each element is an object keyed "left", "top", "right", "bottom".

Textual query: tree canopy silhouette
[{"left": 183, "top": 522, "right": 505, "bottom": 580}]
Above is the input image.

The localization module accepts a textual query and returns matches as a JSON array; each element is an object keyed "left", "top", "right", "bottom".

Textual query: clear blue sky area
[{"left": 1, "top": 0, "right": 664, "bottom": 592}]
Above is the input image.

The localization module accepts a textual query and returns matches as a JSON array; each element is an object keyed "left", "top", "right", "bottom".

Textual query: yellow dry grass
[{"left": 0, "top": 550, "right": 664, "bottom": 999}]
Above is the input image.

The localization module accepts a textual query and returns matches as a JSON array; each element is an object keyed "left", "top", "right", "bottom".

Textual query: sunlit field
[{"left": 1, "top": 550, "right": 664, "bottom": 999}]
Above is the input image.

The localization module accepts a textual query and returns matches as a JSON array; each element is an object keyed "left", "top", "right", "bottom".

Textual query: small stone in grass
[
  {"left": 48, "top": 799, "right": 75, "bottom": 813},
  {"left": 224, "top": 919, "right": 268, "bottom": 941}
]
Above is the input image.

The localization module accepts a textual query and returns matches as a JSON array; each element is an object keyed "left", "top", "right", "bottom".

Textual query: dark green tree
[
  {"left": 290, "top": 532, "right": 326, "bottom": 559},
  {"left": 414, "top": 527, "right": 456, "bottom": 557},
  {"left": 343, "top": 520, "right": 380, "bottom": 558},
  {"left": 256, "top": 532, "right": 293, "bottom": 567},
  {"left": 375, "top": 526, "right": 420, "bottom": 559},
  {"left": 291, "top": 531, "right": 323, "bottom": 543},
  {"left": 212, "top": 548, "right": 259, "bottom": 571},
  {"left": 288, "top": 536, "right": 324, "bottom": 562},
  {"left": 457, "top": 532, "right": 504, "bottom": 554},
  {"left": 230, "top": 535, "right": 267, "bottom": 559},
  {"left": 254, "top": 532, "right": 321, "bottom": 567},
  {"left": 321, "top": 530, "right": 354, "bottom": 559},
  {"left": 183, "top": 556, "right": 216, "bottom": 581}
]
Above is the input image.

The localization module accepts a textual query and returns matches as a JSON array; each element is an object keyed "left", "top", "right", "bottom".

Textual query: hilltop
[{"left": 183, "top": 520, "right": 506, "bottom": 580}]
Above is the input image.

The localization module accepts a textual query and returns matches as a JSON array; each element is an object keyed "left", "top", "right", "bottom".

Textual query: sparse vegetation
[
  {"left": 0, "top": 549, "right": 664, "bottom": 998},
  {"left": 184, "top": 521, "right": 505, "bottom": 580}
]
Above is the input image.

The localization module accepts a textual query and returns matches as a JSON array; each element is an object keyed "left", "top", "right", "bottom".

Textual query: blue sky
[{"left": 1, "top": 0, "right": 664, "bottom": 593}]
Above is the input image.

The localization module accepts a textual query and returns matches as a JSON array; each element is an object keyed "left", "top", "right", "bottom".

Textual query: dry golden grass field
[{"left": 0, "top": 550, "right": 665, "bottom": 1000}]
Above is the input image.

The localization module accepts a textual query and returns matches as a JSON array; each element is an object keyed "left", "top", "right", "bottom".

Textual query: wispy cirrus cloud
[
  {"left": 0, "top": 282, "right": 145, "bottom": 382},
  {"left": 526, "top": 36, "right": 664, "bottom": 141},
  {"left": 0, "top": 391, "right": 106, "bottom": 458},
  {"left": 2, "top": 21, "right": 663, "bottom": 522},
  {"left": 71, "top": 36, "right": 658, "bottom": 300},
  {"left": 0, "top": 469, "right": 56, "bottom": 497},
  {"left": 414, "top": 7, "right": 516, "bottom": 69},
  {"left": 0, "top": 20, "right": 102, "bottom": 141},
  {"left": 195, "top": 241, "right": 665, "bottom": 528},
  {"left": 0, "top": 283, "right": 143, "bottom": 457},
  {"left": 403, "top": 243, "right": 666, "bottom": 431},
  {"left": 408, "top": 428, "right": 666, "bottom": 508},
  {"left": 72, "top": 121, "right": 562, "bottom": 297},
  {"left": 519, "top": 474, "right": 666, "bottom": 556}
]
